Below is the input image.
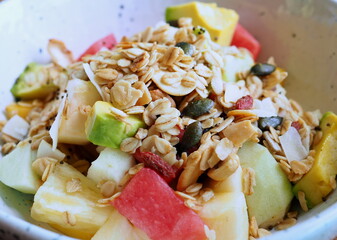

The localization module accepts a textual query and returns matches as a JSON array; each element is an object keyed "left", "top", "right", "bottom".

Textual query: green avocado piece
[
  {"left": 85, "top": 101, "right": 145, "bottom": 149},
  {"left": 0, "top": 142, "right": 41, "bottom": 194},
  {"left": 10, "top": 63, "right": 59, "bottom": 100},
  {"left": 238, "top": 141, "right": 293, "bottom": 228}
]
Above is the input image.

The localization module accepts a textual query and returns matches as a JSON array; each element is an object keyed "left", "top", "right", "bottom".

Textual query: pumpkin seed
[
  {"left": 250, "top": 63, "right": 276, "bottom": 76},
  {"left": 182, "top": 99, "right": 214, "bottom": 118},
  {"left": 167, "top": 20, "right": 179, "bottom": 28},
  {"left": 180, "top": 121, "right": 203, "bottom": 150},
  {"left": 175, "top": 42, "right": 195, "bottom": 56},
  {"left": 258, "top": 116, "right": 283, "bottom": 131}
]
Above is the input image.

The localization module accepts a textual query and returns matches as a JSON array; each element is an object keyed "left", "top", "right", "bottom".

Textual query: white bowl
[{"left": 1, "top": 0, "right": 337, "bottom": 239}]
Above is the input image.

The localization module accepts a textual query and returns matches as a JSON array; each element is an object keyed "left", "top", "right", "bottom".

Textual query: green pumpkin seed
[
  {"left": 180, "top": 121, "right": 203, "bottom": 150},
  {"left": 175, "top": 42, "right": 195, "bottom": 56},
  {"left": 258, "top": 116, "right": 283, "bottom": 131},
  {"left": 250, "top": 63, "right": 276, "bottom": 76},
  {"left": 167, "top": 20, "right": 179, "bottom": 27},
  {"left": 182, "top": 99, "right": 214, "bottom": 118}
]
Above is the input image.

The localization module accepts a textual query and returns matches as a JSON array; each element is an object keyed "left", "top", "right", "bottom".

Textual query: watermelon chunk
[
  {"left": 231, "top": 23, "right": 261, "bottom": 60},
  {"left": 113, "top": 168, "right": 207, "bottom": 240},
  {"left": 78, "top": 33, "right": 117, "bottom": 61}
]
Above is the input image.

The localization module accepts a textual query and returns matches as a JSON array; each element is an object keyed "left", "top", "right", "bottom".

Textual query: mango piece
[
  {"left": 293, "top": 112, "right": 337, "bottom": 208},
  {"left": 199, "top": 192, "right": 249, "bottom": 240},
  {"left": 58, "top": 79, "right": 101, "bottom": 145},
  {"left": 5, "top": 102, "right": 33, "bottom": 119},
  {"left": 166, "top": 2, "right": 239, "bottom": 45},
  {"left": 10, "top": 63, "right": 60, "bottom": 100},
  {"left": 238, "top": 141, "right": 293, "bottom": 228},
  {"left": 0, "top": 142, "right": 41, "bottom": 194},
  {"left": 85, "top": 101, "right": 145, "bottom": 149}
]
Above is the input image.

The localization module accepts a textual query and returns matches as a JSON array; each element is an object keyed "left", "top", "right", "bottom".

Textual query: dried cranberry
[
  {"left": 177, "top": 127, "right": 185, "bottom": 142},
  {"left": 291, "top": 121, "right": 302, "bottom": 131},
  {"left": 235, "top": 95, "right": 254, "bottom": 110},
  {"left": 133, "top": 149, "right": 177, "bottom": 183}
]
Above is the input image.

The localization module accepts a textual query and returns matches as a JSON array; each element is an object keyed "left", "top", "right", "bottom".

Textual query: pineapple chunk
[
  {"left": 5, "top": 102, "right": 33, "bottom": 119},
  {"left": 58, "top": 79, "right": 101, "bottom": 145},
  {"left": 293, "top": 112, "right": 337, "bottom": 208},
  {"left": 31, "top": 162, "right": 113, "bottom": 240},
  {"left": 199, "top": 192, "right": 249, "bottom": 240},
  {"left": 92, "top": 209, "right": 150, "bottom": 240}
]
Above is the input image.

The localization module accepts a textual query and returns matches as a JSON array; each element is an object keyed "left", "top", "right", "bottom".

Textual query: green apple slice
[
  {"left": 238, "top": 141, "right": 293, "bottom": 228},
  {"left": 0, "top": 142, "right": 41, "bottom": 194},
  {"left": 87, "top": 147, "right": 135, "bottom": 185}
]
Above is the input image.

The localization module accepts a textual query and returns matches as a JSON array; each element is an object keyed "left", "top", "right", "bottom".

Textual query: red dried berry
[
  {"left": 177, "top": 128, "right": 185, "bottom": 142},
  {"left": 209, "top": 92, "right": 217, "bottom": 101},
  {"left": 235, "top": 95, "right": 254, "bottom": 110},
  {"left": 133, "top": 149, "right": 177, "bottom": 183},
  {"left": 291, "top": 121, "right": 302, "bottom": 131}
]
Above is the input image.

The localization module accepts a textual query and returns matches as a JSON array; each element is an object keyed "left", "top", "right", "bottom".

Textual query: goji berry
[
  {"left": 235, "top": 95, "right": 253, "bottom": 110},
  {"left": 291, "top": 121, "right": 302, "bottom": 131},
  {"left": 133, "top": 149, "right": 177, "bottom": 183}
]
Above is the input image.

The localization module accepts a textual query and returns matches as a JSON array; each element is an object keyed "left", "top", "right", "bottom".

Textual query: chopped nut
[
  {"left": 207, "top": 154, "right": 239, "bottom": 181},
  {"left": 177, "top": 151, "right": 203, "bottom": 191}
]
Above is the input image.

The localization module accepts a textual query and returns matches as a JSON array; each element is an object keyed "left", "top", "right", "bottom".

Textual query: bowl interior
[{"left": 1, "top": 0, "right": 337, "bottom": 239}]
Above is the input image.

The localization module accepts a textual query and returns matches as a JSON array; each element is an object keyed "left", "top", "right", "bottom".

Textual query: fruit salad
[{"left": 1, "top": 2, "right": 337, "bottom": 240}]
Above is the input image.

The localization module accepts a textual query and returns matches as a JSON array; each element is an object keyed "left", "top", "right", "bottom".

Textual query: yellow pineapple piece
[
  {"left": 294, "top": 112, "right": 337, "bottom": 208},
  {"left": 31, "top": 162, "right": 113, "bottom": 240},
  {"left": 5, "top": 102, "right": 33, "bottom": 119}
]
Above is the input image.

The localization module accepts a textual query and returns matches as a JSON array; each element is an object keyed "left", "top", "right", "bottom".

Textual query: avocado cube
[
  {"left": 85, "top": 101, "right": 145, "bottom": 149},
  {"left": 10, "top": 63, "right": 61, "bottom": 100}
]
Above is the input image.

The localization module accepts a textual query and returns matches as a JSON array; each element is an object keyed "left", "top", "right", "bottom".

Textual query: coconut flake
[
  {"left": 279, "top": 127, "right": 308, "bottom": 162},
  {"left": 47, "top": 39, "right": 74, "bottom": 68},
  {"left": 250, "top": 98, "right": 277, "bottom": 117},
  {"left": 83, "top": 63, "right": 104, "bottom": 99},
  {"left": 49, "top": 93, "right": 67, "bottom": 150},
  {"left": 2, "top": 115, "right": 29, "bottom": 140},
  {"left": 224, "top": 83, "right": 247, "bottom": 103}
]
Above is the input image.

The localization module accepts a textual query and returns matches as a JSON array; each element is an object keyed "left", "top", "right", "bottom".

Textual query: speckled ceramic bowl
[{"left": 1, "top": 0, "right": 337, "bottom": 239}]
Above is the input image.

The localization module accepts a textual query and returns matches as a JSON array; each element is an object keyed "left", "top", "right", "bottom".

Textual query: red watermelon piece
[
  {"left": 77, "top": 33, "right": 117, "bottom": 61},
  {"left": 113, "top": 168, "right": 207, "bottom": 240},
  {"left": 231, "top": 23, "right": 261, "bottom": 60}
]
